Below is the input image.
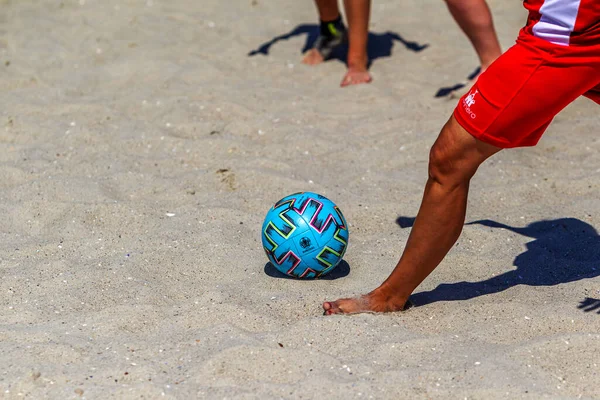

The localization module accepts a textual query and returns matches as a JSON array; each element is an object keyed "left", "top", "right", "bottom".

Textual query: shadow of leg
[{"left": 578, "top": 297, "right": 600, "bottom": 314}]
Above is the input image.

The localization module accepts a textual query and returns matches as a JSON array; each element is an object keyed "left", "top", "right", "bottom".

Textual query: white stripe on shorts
[{"left": 532, "top": 0, "right": 582, "bottom": 46}]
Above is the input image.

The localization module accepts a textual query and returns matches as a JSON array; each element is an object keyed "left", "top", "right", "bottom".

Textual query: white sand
[{"left": 1, "top": 0, "right": 599, "bottom": 398}]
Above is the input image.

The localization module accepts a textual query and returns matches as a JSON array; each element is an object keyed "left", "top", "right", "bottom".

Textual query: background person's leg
[
  {"left": 314, "top": 0, "right": 340, "bottom": 21},
  {"left": 341, "top": 0, "right": 372, "bottom": 86},
  {"left": 302, "top": 0, "right": 343, "bottom": 65},
  {"left": 445, "top": 0, "right": 502, "bottom": 71}
]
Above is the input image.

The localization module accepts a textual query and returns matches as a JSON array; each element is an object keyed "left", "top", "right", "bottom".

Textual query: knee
[
  {"left": 428, "top": 129, "right": 476, "bottom": 187},
  {"left": 427, "top": 115, "right": 499, "bottom": 188},
  {"left": 428, "top": 142, "right": 460, "bottom": 187}
]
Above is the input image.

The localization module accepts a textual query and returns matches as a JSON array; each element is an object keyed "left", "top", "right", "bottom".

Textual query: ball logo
[{"left": 299, "top": 237, "right": 312, "bottom": 249}]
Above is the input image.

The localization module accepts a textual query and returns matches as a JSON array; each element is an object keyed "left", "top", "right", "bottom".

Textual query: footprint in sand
[{"left": 216, "top": 168, "right": 236, "bottom": 191}]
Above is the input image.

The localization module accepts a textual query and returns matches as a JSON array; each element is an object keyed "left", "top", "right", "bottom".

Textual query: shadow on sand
[
  {"left": 248, "top": 24, "right": 428, "bottom": 67},
  {"left": 248, "top": 24, "right": 481, "bottom": 97},
  {"left": 578, "top": 297, "right": 600, "bottom": 314},
  {"left": 264, "top": 259, "right": 350, "bottom": 280},
  {"left": 434, "top": 66, "right": 480, "bottom": 98},
  {"left": 396, "top": 216, "right": 600, "bottom": 312}
]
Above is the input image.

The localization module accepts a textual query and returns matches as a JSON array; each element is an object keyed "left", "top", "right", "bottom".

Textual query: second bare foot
[
  {"left": 302, "top": 49, "right": 325, "bottom": 65},
  {"left": 340, "top": 66, "right": 372, "bottom": 87}
]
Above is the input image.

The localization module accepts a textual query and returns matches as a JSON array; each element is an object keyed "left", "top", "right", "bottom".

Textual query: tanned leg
[
  {"left": 323, "top": 116, "right": 501, "bottom": 314},
  {"left": 314, "top": 0, "right": 340, "bottom": 21},
  {"left": 445, "top": 0, "right": 502, "bottom": 72},
  {"left": 340, "top": 0, "right": 372, "bottom": 86}
]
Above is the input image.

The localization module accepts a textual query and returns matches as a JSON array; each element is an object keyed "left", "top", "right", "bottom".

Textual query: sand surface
[{"left": 1, "top": 0, "right": 599, "bottom": 399}]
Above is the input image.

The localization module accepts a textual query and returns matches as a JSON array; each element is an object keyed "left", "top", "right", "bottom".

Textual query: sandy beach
[{"left": 1, "top": 0, "right": 599, "bottom": 398}]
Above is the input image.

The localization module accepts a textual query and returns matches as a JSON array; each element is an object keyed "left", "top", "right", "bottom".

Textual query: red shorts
[{"left": 454, "top": 33, "right": 600, "bottom": 148}]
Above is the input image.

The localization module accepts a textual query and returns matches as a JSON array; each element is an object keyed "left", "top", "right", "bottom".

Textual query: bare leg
[
  {"left": 323, "top": 116, "right": 501, "bottom": 314},
  {"left": 314, "top": 0, "right": 340, "bottom": 21},
  {"left": 340, "top": 0, "right": 372, "bottom": 87},
  {"left": 445, "top": 0, "right": 502, "bottom": 72},
  {"left": 302, "top": 0, "right": 341, "bottom": 65}
]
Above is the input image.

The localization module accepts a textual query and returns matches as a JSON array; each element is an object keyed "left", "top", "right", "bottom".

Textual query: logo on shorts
[{"left": 463, "top": 89, "right": 478, "bottom": 119}]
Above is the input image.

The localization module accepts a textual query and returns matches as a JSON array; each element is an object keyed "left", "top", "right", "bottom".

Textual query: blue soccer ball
[{"left": 261, "top": 192, "right": 349, "bottom": 279}]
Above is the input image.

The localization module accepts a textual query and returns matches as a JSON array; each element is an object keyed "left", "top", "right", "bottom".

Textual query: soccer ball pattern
[{"left": 262, "top": 192, "right": 349, "bottom": 279}]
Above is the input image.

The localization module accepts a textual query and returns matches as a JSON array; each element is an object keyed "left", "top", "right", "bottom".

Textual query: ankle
[
  {"left": 346, "top": 53, "right": 368, "bottom": 70},
  {"left": 372, "top": 285, "right": 410, "bottom": 308},
  {"left": 320, "top": 15, "right": 345, "bottom": 38}
]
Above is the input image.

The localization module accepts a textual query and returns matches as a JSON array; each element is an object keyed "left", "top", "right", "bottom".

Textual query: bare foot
[
  {"left": 323, "top": 289, "right": 411, "bottom": 315},
  {"left": 340, "top": 66, "right": 372, "bottom": 87},
  {"left": 302, "top": 49, "right": 325, "bottom": 65}
]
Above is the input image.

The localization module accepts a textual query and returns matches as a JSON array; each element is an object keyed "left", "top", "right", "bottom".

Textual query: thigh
[
  {"left": 454, "top": 35, "right": 600, "bottom": 148},
  {"left": 584, "top": 83, "right": 600, "bottom": 105}
]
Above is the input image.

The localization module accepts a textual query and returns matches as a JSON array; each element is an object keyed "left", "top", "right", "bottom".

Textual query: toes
[
  {"left": 302, "top": 50, "right": 324, "bottom": 65},
  {"left": 323, "top": 298, "right": 362, "bottom": 315},
  {"left": 340, "top": 76, "right": 358, "bottom": 87},
  {"left": 322, "top": 301, "right": 343, "bottom": 315},
  {"left": 340, "top": 73, "right": 372, "bottom": 87}
]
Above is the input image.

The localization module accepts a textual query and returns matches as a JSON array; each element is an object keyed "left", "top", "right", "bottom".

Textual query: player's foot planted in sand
[{"left": 323, "top": 287, "right": 412, "bottom": 315}]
